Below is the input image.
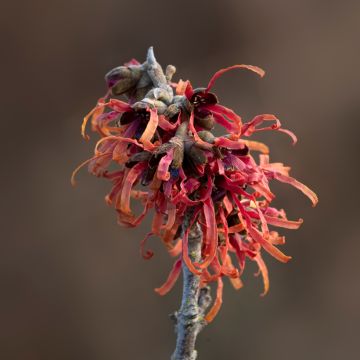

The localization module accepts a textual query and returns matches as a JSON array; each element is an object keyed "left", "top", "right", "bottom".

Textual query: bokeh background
[{"left": 2, "top": 1, "right": 360, "bottom": 359}]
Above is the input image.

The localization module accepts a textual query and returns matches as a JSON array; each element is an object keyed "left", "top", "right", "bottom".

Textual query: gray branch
[{"left": 171, "top": 213, "right": 212, "bottom": 360}]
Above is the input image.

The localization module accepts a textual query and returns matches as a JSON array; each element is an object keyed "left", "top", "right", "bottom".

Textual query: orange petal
[
  {"left": 204, "top": 277, "right": 224, "bottom": 323},
  {"left": 139, "top": 108, "right": 159, "bottom": 149},
  {"left": 175, "top": 79, "right": 189, "bottom": 95},
  {"left": 168, "top": 239, "right": 182, "bottom": 257},
  {"left": 158, "top": 113, "right": 180, "bottom": 131},
  {"left": 223, "top": 195, "right": 233, "bottom": 215},
  {"left": 273, "top": 172, "right": 318, "bottom": 207},
  {"left": 163, "top": 204, "right": 177, "bottom": 231},
  {"left": 254, "top": 253, "right": 269, "bottom": 296},
  {"left": 264, "top": 215, "right": 303, "bottom": 229},
  {"left": 243, "top": 140, "right": 269, "bottom": 154},
  {"left": 227, "top": 224, "right": 245, "bottom": 234},
  {"left": 119, "top": 163, "right": 146, "bottom": 215},
  {"left": 157, "top": 149, "right": 174, "bottom": 181},
  {"left": 194, "top": 198, "right": 218, "bottom": 269},
  {"left": 71, "top": 153, "right": 110, "bottom": 186},
  {"left": 249, "top": 227, "right": 292, "bottom": 263},
  {"left": 155, "top": 258, "right": 182, "bottom": 295},
  {"left": 81, "top": 101, "right": 105, "bottom": 140},
  {"left": 206, "top": 64, "right": 265, "bottom": 92}
]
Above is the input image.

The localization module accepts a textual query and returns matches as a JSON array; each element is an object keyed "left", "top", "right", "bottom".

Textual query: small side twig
[{"left": 171, "top": 213, "right": 211, "bottom": 360}]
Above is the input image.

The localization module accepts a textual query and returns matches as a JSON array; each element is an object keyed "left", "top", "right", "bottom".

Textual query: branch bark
[{"left": 171, "top": 213, "right": 212, "bottom": 360}]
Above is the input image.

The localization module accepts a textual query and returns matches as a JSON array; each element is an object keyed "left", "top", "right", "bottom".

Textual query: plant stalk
[{"left": 171, "top": 214, "right": 211, "bottom": 360}]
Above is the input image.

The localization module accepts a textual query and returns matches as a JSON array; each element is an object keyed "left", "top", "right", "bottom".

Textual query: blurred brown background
[{"left": 1, "top": 0, "right": 360, "bottom": 359}]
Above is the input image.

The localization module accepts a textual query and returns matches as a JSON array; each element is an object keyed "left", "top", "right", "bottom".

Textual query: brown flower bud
[
  {"left": 132, "top": 99, "right": 168, "bottom": 114},
  {"left": 165, "top": 65, "right": 176, "bottom": 82},
  {"left": 194, "top": 111, "right": 215, "bottom": 130},
  {"left": 164, "top": 104, "right": 180, "bottom": 119},
  {"left": 197, "top": 130, "right": 215, "bottom": 144},
  {"left": 145, "top": 87, "right": 173, "bottom": 104},
  {"left": 169, "top": 136, "right": 184, "bottom": 168},
  {"left": 105, "top": 66, "right": 143, "bottom": 95},
  {"left": 187, "top": 145, "right": 207, "bottom": 165}
]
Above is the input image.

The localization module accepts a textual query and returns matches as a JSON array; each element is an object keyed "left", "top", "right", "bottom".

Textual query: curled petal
[
  {"left": 162, "top": 218, "right": 181, "bottom": 246},
  {"left": 155, "top": 258, "right": 182, "bottom": 295},
  {"left": 269, "top": 231, "right": 286, "bottom": 245},
  {"left": 94, "top": 136, "right": 143, "bottom": 155},
  {"left": 259, "top": 154, "right": 270, "bottom": 166},
  {"left": 214, "top": 137, "right": 247, "bottom": 150},
  {"left": 81, "top": 101, "right": 105, "bottom": 140},
  {"left": 206, "top": 104, "right": 242, "bottom": 132},
  {"left": 71, "top": 152, "right": 110, "bottom": 186},
  {"left": 243, "top": 140, "right": 269, "bottom": 154},
  {"left": 249, "top": 227, "right": 292, "bottom": 263},
  {"left": 273, "top": 172, "right": 318, "bottom": 207},
  {"left": 157, "top": 149, "right": 174, "bottom": 181},
  {"left": 218, "top": 207, "right": 229, "bottom": 264},
  {"left": 117, "top": 200, "right": 152, "bottom": 228},
  {"left": 194, "top": 198, "right": 218, "bottom": 269},
  {"left": 206, "top": 64, "right": 265, "bottom": 92},
  {"left": 139, "top": 108, "right": 159, "bottom": 150},
  {"left": 228, "top": 224, "right": 245, "bottom": 234},
  {"left": 158, "top": 113, "right": 180, "bottom": 131},
  {"left": 106, "top": 98, "right": 131, "bottom": 112},
  {"left": 91, "top": 111, "right": 119, "bottom": 136},
  {"left": 182, "top": 208, "right": 203, "bottom": 275},
  {"left": 182, "top": 230, "right": 202, "bottom": 275},
  {"left": 262, "top": 161, "right": 291, "bottom": 176},
  {"left": 163, "top": 204, "right": 177, "bottom": 231},
  {"left": 264, "top": 215, "right": 303, "bottom": 229},
  {"left": 211, "top": 112, "right": 238, "bottom": 132},
  {"left": 223, "top": 195, "right": 233, "bottom": 215},
  {"left": 204, "top": 277, "right": 224, "bottom": 323},
  {"left": 119, "top": 162, "right": 147, "bottom": 216},
  {"left": 277, "top": 128, "right": 297, "bottom": 145},
  {"left": 242, "top": 114, "right": 296, "bottom": 144},
  {"left": 176, "top": 79, "right": 192, "bottom": 97},
  {"left": 251, "top": 183, "right": 275, "bottom": 202},
  {"left": 184, "top": 81, "right": 194, "bottom": 99},
  {"left": 225, "top": 255, "right": 243, "bottom": 290},
  {"left": 168, "top": 239, "right": 182, "bottom": 257},
  {"left": 241, "top": 114, "right": 279, "bottom": 136},
  {"left": 253, "top": 254, "right": 269, "bottom": 296},
  {"left": 130, "top": 190, "right": 148, "bottom": 201},
  {"left": 229, "top": 275, "right": 243, "bottom": 290},
  {"left": 217, "top": 159, "right": 225, "bottom": 175}
]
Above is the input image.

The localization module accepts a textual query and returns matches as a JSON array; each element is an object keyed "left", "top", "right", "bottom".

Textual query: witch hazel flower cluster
[{"left": 72, "top": 47, "right": 318, "bottom": 323}]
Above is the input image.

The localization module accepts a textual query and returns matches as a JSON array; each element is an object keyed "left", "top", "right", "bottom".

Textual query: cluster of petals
[{"left": 73, "top": 48, "right": 318, "bottom": 323}]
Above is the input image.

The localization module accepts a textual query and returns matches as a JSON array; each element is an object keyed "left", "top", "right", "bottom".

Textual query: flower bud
[
  {"left": 197, "top": 130, "right": 215, "bottom": 144},
  {"left": 105, "top": 66, "right": 143, "bottom": 95},
  {"left": 194, "top": 108, "right": 215, "bottom": 130},
  {"left": 164, "top": 104, "right": 180, "bottom": 119},
  {"left": 186, "top": 144, "right": 207, "bottom": 165},
  {"left": 165, "top": 65, "right": 176, "bottom": 81}
]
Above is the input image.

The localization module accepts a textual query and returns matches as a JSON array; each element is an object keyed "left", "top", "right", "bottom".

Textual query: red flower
[{"left": 72, "top": 48, "right": 317, "bottom": 323}]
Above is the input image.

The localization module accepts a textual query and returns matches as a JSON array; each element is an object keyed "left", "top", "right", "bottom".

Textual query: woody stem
[{"left": 171, "top": 214, "right": 212, "bottom": 360}]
